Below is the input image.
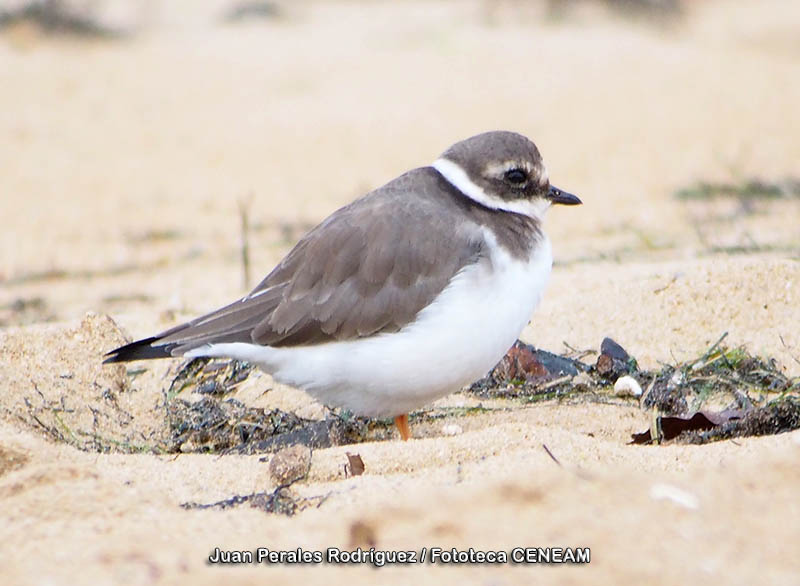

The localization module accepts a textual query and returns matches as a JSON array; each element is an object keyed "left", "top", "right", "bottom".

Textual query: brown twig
[
  {"left": 697, "top": 331, "right": 729, "bottom": 365},
  {"left": 653, "top": 274, "right": 678, "bottom": 294},
  {"left": 542, "top": 443, "right": 561, "bottom": 467},
  {"left": 779, "top": 334, "right": 800, "bottom": 366},
  {"left": 238, "top": 194, "right": 254, "bottom": 290}
]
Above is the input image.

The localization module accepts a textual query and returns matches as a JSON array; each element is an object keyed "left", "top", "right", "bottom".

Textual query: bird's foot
[{"left": 393, "top": 414, "right": 411, "bottom": 441}]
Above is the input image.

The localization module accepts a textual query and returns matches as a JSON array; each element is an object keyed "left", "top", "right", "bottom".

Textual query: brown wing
[
  {"left": 250, "top": 182, "right": 483, "bottom": 347},
  {"left": 104, "top": 168, "right": 484, "bottom": 362}
]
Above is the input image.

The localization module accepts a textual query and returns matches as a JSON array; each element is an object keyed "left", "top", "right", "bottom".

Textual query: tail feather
[
  {"left": 103, "top": 309, "right": 267, "bottom": 363},
  {"left": 103, "top": 336, "right": 176, "bottom": 363},
  {"left": 103, "top": 288, "right": 282, "bottom": 364}
]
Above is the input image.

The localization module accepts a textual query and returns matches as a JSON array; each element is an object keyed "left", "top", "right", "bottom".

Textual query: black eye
[{"left": 504, "top": 169, "right": 527, "bottom": 185}]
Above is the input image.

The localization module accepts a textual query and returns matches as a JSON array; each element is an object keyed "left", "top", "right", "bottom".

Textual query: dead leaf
[
  {"left": 631, "top": 410, "right": 745, "bottom": 444},
  {"left": 345, "top": 452, "right": 365, "bottom": 477}
]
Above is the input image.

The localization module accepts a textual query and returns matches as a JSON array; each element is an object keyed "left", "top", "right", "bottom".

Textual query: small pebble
[
  {"left": 442, "top": 424, "right": 463, "bottom": 436},
  {"left": 614, "top": 375, "right": 643, "bottom": 398},
  {"left": 348, "top": 520, "right": 377, "bottom": 548},
  {"left": 269, "top": 445, "right": 311, "bottom": 486}
]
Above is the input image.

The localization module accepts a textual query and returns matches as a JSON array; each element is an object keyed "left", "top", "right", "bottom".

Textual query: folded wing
[{"left": 104, "top": 169, "right": 483, "bottom": 362}]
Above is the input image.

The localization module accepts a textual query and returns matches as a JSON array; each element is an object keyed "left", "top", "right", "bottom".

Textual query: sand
[{"left": 1, "top": 1, "right": 799, "bottom": 584}]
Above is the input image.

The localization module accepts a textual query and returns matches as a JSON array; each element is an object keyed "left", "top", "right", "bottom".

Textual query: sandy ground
[{"left": 1, "top": 1, "right": 799, "bottom": 584}]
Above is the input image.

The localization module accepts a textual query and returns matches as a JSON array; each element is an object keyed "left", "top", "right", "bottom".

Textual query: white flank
[
  {"left": 432, "top": 157, "right": 550, "bottom": 220},
  {"left": 185, "top": 232, "right": 554, "bottom": 417}
]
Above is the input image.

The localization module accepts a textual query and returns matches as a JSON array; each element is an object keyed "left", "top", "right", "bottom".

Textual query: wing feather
[
  {"left": 106, "top": 167, "right": 485, "bottom": 360},
  {"left": 251, "top": 188, "right": 482, "bottom": 346}
]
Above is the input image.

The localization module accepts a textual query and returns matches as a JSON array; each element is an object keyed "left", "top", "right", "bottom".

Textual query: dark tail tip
[{"left": 103, "top": 336, "right": 173, "bottom": 363}]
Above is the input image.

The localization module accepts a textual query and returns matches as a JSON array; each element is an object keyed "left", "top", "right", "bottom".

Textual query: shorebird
[{"left": 105, "top": 131, "right": 581, "bottom": 440}]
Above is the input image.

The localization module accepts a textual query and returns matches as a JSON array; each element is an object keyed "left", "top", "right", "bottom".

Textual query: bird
[{"left": 105, "top": 131, "right": 581, "bottom": 441}]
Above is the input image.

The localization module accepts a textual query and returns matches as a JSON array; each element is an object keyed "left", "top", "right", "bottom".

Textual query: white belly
[{"left": 188, "top": 235, "right": 553, "bottom": 417}]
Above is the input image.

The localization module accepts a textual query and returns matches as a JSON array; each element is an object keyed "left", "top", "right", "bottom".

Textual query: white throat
[{"left": 432, "top": 158, "right": 550, "bottom": 220}]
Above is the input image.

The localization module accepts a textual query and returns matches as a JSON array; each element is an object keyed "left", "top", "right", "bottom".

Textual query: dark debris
[
  {"left": 468, "top": 340, "right": 586, "bottom": 401},
  {"left": 0, "top": 297, "right": 54, "bottom": 327},
  {"left": 168, "top": 358, "right": 254, "bottom": 398},
  {"left": 182, "top": 487, "right": 304, "bottom": 516},
  {"left": 236, "top": 416, "right": 380, "bottom": 455},
  {"left": 166, "top": 397, "right": 312, "bottom": 453},
  {"left": 223, "top": 1, "right": 282, "bottom": 22},
  {"left": 631, "top": 410, "right": 744, "bottom": 444},
  {"left": 0, "top": 0, "right": 124, "bottom": 37},
  {"left": 594, "top": 337, "right": 638, "bottom": 383},
  {"left": 641, "top": 345, "right": 796, "bottom": 416},
  {"left": 164, "top": 358, "right": 403, "bottom": 453},
  {"left": 470, "top": 335, "right": 799, "bottom": 445},
  {"left": 675, "top": 177, "right": 800, "bottom": 201},
  {"left": 684, "top": 398, "right": 800, "bottom": 444},
  {"left": 345, "top": 453, "right": 365, "bottom": 477},
  {"left": 163, "top": 335, "right": 799, "bottom": 453}
]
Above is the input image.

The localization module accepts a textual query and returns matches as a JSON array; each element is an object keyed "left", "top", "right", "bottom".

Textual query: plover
[{"left": 105, "top": 131, "right": 581, "bottom": 440}]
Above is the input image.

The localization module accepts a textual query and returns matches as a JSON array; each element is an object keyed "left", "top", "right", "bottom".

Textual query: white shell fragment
[
  {"left": 650, "top": 483, "right": 700, "bottom": 511},
  {"left": 668, "top": 370, "right": 686, "bottom": 390},
  {"left": 614, "top": 375, "right": 643, "bottom": 397},
  {"left": 441, "top": 424, "right": 463, "bottom": 436}
]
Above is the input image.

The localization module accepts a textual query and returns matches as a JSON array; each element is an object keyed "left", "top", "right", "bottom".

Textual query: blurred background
[
  {"left": 3, "top": 6, "right": 799, "bottom": 583},
  {"left": 1, "top": 0, "right": 798, "bottom": 357}
]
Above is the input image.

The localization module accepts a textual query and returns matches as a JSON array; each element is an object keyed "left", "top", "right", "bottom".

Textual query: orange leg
[{"left": 394, "top": 414, "right": 411, "bottom": 441}]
